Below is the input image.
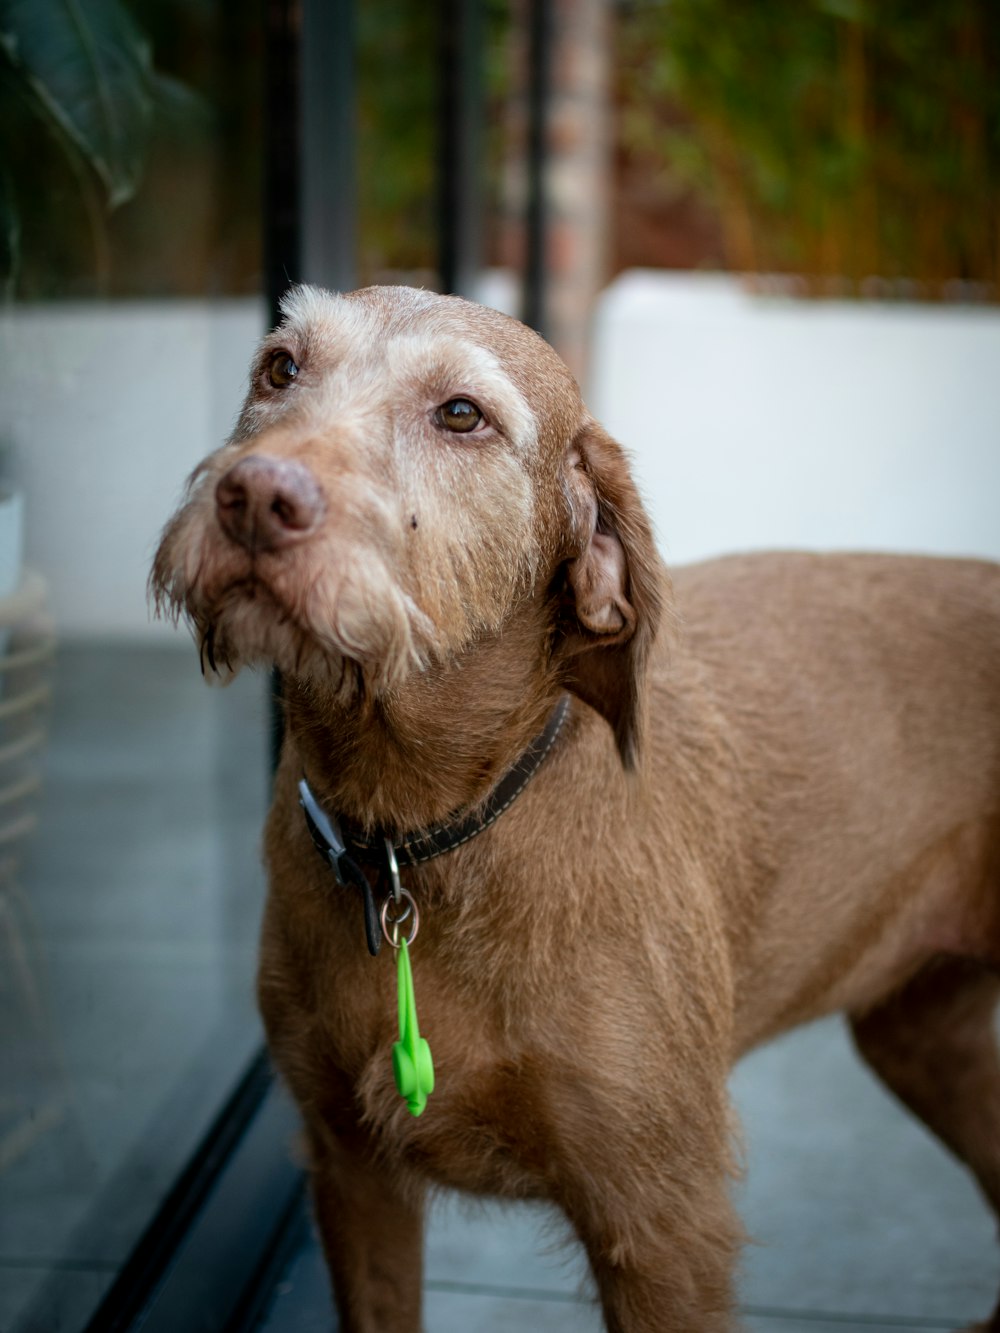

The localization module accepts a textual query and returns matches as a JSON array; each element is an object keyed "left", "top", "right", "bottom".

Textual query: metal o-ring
[{"left": 380, "top": 887, "right": 420, "bottom": 949}]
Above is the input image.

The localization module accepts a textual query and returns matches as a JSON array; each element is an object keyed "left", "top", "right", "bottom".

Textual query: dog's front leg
[
  {"left": 306, "top": 1120, "right": 425, "bottom": 1333},
  {"left": 588, "top": 1249, "right": 738, "bottom": 1333},
  {"left": 568, "top": 1159, "right": 742, "bottom": 1332}
]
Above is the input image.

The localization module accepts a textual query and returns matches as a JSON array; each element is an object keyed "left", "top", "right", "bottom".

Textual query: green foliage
[
  {"left": 620, "top": 0, "right": 1000, "bottom": 294},
  {"left": 0, "top": 0, "right": 206, "bottom": 297},
  {"left": 0, "top": 0, "right": 155, "bottom": 209},
  {"left": 0, "top": 0, "right": 503, "bottom": 298}
]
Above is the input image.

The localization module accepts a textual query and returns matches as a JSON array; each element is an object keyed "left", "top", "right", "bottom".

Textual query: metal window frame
[
  {"left": 438, "top": 0, "right": 484, "bottom": 297},
  {"left": 82, "top": 1054, "right": 304, "bottom": 1333}
]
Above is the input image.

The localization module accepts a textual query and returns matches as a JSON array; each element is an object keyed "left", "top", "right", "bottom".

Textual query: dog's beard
[
  {"left": 151, "top": 520, "right": 440, "bottom": 697},
  {"left": 195, "top": 587, "right": 340, "bottom": 686}
]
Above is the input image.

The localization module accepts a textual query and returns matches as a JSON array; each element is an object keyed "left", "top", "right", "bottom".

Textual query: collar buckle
[{"left": 299, "top": 778, "right": 383, "bottom": 956}]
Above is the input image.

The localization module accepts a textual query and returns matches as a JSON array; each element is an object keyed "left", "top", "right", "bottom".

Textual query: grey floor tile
[
  {"left": 255, "top": 1235, "right": 334, "bottom": 1333},
  {"left": 743, "top": 1319, "right": 953, "bottom": 1333},
  {"left": 0, "top": 1264, "right": 115, "bottom": 1333},
  {"left": 259, "top": 1235, "right": 599, "bottom": 1333},
  {"left": 423, "top": 1287, "right": 601, "bottom": 1333},
  {"left": 731, "top": 1017, "right": 998, "bottom": 1327},
  {"left": 425, "top": 1195, "right": 589, "bottom": 1298},
  {"left": 257, "top": 1205, "right": 595, "bottom": 1332}
]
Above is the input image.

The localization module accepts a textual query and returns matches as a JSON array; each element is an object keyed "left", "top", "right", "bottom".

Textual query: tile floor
[{"left": 257, "top": 1016, "right": 999, "bottom": 1332}]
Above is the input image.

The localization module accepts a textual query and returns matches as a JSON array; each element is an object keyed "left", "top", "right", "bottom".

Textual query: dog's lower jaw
[
  {"left": 196, "top": 617, "right": 349, "bottom": 691},
  {"left": 169, "top": 566, "right": 436, "bottom": 698}
]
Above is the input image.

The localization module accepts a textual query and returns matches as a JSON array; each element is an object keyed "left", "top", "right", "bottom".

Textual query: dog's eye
[
  {"left": 267, "top": 351, "right": 299, "bottom": 388},
  {"left": 435, "top": 398, "right": 483, "bottom": 433}
]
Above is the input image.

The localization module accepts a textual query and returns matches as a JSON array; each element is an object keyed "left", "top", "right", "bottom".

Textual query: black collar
[{"left": 299, "top": 693, "right": 571, "bottom": 955}]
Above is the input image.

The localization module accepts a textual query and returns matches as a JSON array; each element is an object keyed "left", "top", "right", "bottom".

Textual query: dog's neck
[{"left": 282, "top": 612, "right": 564, "bottom": 834}]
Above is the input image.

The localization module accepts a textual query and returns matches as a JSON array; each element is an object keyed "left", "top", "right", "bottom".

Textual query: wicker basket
[
  {"left": 0, "top": 571, "right": 58, "bottom": 1173},
  {"left": 0, "top": 571, "right": 55, "bottom": 875}
]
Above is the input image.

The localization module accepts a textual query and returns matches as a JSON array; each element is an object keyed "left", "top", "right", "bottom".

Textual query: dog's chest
[
  {"left": 359, "top": 1021, "right": 564, "bottom": 1199},
  {"left": 301, "top": 938, "right": 565, "bottom": 1197}
]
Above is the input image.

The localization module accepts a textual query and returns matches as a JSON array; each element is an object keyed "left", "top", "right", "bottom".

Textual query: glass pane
[{"left": 0, "top": 3, "right": 268, "bottom": 1329}]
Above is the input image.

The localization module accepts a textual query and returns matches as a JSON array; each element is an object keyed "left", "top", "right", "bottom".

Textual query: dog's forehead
[{"left": 278, "top": 284, "right": 581, "bottom": 433}]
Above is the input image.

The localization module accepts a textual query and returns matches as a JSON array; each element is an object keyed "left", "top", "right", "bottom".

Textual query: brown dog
[{"left": 152, "top": 284, "right": 1000, "bottom": 1332}]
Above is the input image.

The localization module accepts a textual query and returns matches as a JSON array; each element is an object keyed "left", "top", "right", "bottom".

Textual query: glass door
[{"left": 0, "top": 4, "right": 271, "bottom": 1328}]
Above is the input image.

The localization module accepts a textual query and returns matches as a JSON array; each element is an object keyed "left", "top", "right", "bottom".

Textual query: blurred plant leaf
[
  {"left": 150, "top": 68, "right": 211, "bottom": 137},
  {"left": 0, "top": 0, "right": 155, "bottom": 209}
]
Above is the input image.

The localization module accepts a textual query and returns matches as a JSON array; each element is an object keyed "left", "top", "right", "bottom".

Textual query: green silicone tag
[{"left": 392, "top": 936, "right": 434, "bottom": 1116}]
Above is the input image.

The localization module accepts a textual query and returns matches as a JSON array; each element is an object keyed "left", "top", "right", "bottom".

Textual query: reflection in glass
[{"left": 0, "top": 3, "right": 268, "bottom": 1328}]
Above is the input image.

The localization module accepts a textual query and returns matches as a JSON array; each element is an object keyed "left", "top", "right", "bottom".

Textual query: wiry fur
[{"left": 152, "top": 284, "right": 1000, "bottom": 1332}]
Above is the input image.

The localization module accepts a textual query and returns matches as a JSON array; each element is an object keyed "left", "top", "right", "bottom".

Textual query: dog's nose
[{"left": 215, "top": 455, "right": 325, "bottom": 552}]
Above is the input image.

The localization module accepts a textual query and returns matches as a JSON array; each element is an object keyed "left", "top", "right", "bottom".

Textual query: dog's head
[{"left": 151, "top": 285, "right": 663, "bottom": 766}]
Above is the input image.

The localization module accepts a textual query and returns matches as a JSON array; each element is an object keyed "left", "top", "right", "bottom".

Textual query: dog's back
[{"left": 665, "top": 551, "right": 1000, "bottom": 1049}]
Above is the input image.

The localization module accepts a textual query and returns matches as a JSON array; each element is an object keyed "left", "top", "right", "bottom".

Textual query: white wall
[
  {"left": 0, "top": 300, "right": 265, "bottom": 638},
  {"left": 590, "top": 272, "right": 1000, "bottom": 567}
]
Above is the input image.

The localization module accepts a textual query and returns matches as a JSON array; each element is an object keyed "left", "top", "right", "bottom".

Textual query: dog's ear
[{"left": 555, "top": 415, "right": 664, "bottom": 769}]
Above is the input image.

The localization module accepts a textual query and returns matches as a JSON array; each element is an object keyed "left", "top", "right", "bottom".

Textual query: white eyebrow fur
[
  {"left": 386, "top": 334, "right": 538, "bottom": 452},
  {"left": 273, "top": 288, "right": 539, "bottom": 453}
]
